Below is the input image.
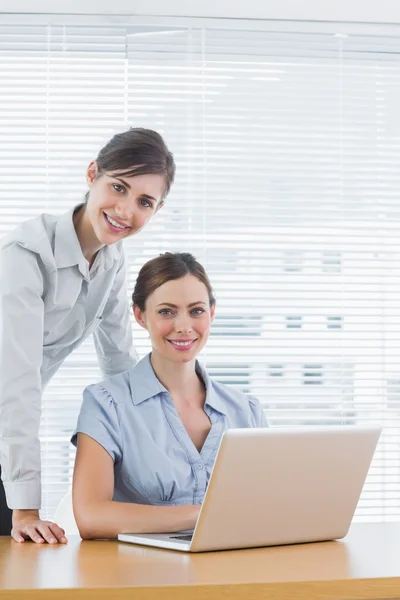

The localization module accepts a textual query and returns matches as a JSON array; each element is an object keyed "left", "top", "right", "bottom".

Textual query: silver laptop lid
[{"left": 189, "top": 425, "right": 380, "bottom": 552}]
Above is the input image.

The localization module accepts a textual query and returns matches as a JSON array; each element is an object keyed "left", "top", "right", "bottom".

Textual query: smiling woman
[
  {"left": 0, "top": 128, "right": 175, "bottom": 543},
  {"left": 76, "top": 129, "right": 174, "bottom": 264},
  {"left": 71, "top": 252, "right": 267, "bottom": 541},
  {"left": 75, "top": 169, "right": 167, "bottom": 265}
]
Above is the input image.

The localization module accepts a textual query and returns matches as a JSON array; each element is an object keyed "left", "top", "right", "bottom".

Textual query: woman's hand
[{"left": 12, "top": 509, "right": 68, "bottom": 544}]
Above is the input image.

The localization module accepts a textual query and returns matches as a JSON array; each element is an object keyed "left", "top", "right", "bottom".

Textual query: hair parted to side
[
  {"left": 132, "top": 252, "right": 216, "bottom": 311},
  {"left": 87, "top": 127, "right": 175, "bottom": 201}
]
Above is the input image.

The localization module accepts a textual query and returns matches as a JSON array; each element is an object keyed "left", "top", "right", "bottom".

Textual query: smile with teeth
[
  {"left": 168, "top": 339, "right": 197, "bottom": 349},
  {"left": 104, "top": 212, "right": 131, "bottom": 231}
]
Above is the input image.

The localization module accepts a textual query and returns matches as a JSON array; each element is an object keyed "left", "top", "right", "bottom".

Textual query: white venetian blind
[{"left": 1, "top": 18, "right": 400, "bottom": 520}]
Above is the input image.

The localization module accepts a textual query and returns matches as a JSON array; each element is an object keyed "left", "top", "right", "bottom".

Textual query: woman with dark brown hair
[
  {"left": 72, "top": 253, "right": 267, "bottom": 540},
  {"left": 0, "top": 128, "right": 175, "bottom": 544}
]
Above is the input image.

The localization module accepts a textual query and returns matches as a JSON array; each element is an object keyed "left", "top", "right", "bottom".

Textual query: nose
[
  {"left": 114, "top": 197, "right": 136, "bottom": 221},
  {"left": 175, "top": 315, "right": 193, "bottom": 334}
]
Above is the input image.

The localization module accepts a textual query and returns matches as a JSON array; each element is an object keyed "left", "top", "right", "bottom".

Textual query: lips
[
  {"left": 103, "top": 212, "right": 132, "bottom": 233},
  {"left": 167, "top": 339, "right": 197, "bottom": 351}
]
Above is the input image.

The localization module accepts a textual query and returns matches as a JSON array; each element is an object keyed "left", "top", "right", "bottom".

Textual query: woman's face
[
  {"left": 85, "top": 161, "right": 166, "bottom": 245},
  {"left": 134, "top": 274, "right": 216, "bottom": 364}
]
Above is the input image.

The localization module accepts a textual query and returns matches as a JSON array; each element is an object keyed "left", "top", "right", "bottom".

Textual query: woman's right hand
[{"left": 12, "top": 509, "right": 68, "bottom": 544}]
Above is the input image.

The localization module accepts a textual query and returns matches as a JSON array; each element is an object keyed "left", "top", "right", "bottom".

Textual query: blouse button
[{"left": 196, "top": 462, "right": 204, "bottom": 470}]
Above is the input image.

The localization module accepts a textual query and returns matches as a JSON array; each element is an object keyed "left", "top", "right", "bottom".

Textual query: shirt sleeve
[
  {"left": 248, "top": 394, "right": 269, "bottom": 428},
  {"left": 71, "top": 384, "right": 122, "bottom": 463},
  {"left": 0, "top": 243, "right": 44, "bottom": 509},
  {"left": 92, "top": 249, "right": 139, "bottom": 377}
]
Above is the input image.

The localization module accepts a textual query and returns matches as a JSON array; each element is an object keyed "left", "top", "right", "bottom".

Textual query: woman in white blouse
[{"left": 0, "top": 127, "right": 175, "bottom": 544}]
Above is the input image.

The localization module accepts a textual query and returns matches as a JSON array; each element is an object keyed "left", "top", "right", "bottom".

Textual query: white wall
[{"left": 1, "top": 0, "right": 400, "bottom": 23}]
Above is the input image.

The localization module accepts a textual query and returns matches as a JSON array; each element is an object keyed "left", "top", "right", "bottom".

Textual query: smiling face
[
  {"left": 133, "top": 274, "right": 216, "bottom": 365},
  {"left": 85, "top": 161, "right": 166, "bottom": 246}
]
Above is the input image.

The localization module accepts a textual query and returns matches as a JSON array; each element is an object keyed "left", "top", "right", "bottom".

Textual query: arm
[
  {"left": 93, "top": 250, "right": 139, "bottom": 377},
  {"left": 0, "top": 244, "right": 66, "bottom": 543},
  {"left": 0, "top": 245, "right": 43, "bottom": 510},
  {"left": 73, "top": 433, "right": 200, "bottom": 540}
]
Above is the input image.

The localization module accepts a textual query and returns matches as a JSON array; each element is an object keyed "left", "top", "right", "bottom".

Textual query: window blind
[{"left": 1, "top": 19, "right": 400, "bottom": 521}]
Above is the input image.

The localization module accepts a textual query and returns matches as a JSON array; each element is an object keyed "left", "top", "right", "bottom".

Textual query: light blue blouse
[{"left": 72, "top": 354, "right": 267, "bottom": 506}]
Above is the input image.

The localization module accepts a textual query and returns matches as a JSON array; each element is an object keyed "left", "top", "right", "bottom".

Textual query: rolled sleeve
[
  {"left": 93, "top": 250, "right": 138, "bottom": 377},
  {"left": 248, "top": 394, "right": 268, "bottom": 428},
  {"left": 0, "top": 244, "right": 44, "bottom": 509},
  {"left": 71, "top": 384, "right": 122, "bottom": 463}
]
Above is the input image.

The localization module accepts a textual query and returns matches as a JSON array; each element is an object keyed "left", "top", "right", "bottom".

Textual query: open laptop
[{"left": 118, "top": 425, "right": 381, "bottom": 552}]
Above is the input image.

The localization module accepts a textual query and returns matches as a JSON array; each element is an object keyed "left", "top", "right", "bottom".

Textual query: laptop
[{"left": 118, "top": 425, "right": 381, "bottom": 552}]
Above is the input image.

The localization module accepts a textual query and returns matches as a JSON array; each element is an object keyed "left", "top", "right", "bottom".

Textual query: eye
[
  {"left": 191, "top": 307, "right": 206, "bottom": 316},
  {"left": 112, "top": 183, "right": 126, "bottom": 194},
  {"left": 158, "top": 309, "right": 174, "bottom": 316},
  {"left": 140, "top": 197, "right": 154, "bottom": 209}
]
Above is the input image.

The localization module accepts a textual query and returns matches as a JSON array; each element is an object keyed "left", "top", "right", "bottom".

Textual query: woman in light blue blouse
[{"left": 72, "top": 252, "right": 267, "bottom": 539}]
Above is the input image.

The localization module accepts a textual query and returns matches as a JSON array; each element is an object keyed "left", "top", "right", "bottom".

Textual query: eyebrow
[
  {"left": 113, "top": 177, "right": 157, "bottom": 203},
  {"left": 156, "top": 302, "right": 207, "bottom": 308}
]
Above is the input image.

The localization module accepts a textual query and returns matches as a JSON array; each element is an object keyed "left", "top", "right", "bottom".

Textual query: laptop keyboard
[{"left": 170, "top": 534, "right": 193, "bottom": 541}]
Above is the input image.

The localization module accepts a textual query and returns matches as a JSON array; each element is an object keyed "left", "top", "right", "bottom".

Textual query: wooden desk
[{"left": 1, "top": 523, "right": 400, "bottom": 599}]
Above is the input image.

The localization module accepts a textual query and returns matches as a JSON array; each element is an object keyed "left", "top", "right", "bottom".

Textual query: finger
[
  {"left": 35, "top": 523, "right": 62, "bottom": 544},
  {"left": 11, "top": 528, "right": 25, "bottom": 543},
  {"left": 23, "top": 525, "right": 45, "bottom": 544},
  {"left": 48, "top": 522, "right": 68, "bottom": 544}
]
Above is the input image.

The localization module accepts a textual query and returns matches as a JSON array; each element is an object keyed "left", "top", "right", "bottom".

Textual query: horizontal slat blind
[{"left": 1, "top": 20, "right": 400, "bottom": 520}]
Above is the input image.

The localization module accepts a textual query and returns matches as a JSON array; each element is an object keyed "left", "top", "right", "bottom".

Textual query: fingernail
[
  {"left": 37, "top": 538, "right": 44, "bottom": 543},
  {"left": 49, "top": 537, "right": 56, "bottom": 543},
  {"left": 61, "top": 537, "right": 67, "bottom": 543}
]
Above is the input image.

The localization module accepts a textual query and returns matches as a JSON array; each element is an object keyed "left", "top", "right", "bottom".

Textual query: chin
[
  {"left": 96, "top": 218, "right": 132, "bottom": 245},
  {"left": 175, "top": 351, "right": 199, "bottom": 364},
  {"left": 161, "top": 350, "right": 195, "bottom": 364},
  {"left": 179, "top": 355, "right": 196, "bottom": 363},
  {"left": 98, "top": 229, "right": 125, "bottom": 246}
]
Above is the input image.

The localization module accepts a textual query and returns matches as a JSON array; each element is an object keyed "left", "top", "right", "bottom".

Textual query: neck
[
  {"left": 73, "top": 205, "right": 104, "bottom": 266},
  {"left": 150, "top": 351, "right": 201, "bottom": 397}
]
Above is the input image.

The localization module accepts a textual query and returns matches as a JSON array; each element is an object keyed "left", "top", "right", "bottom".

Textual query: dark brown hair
[
  {"left": 86, "top": 127, "right": 175, "bottom": 202},
  {"left": 132, "top": 252, "right": 216, "bottom": 311}
]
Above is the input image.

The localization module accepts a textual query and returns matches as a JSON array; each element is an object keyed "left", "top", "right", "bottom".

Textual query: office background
[{"left": 1, "top": 0, "right": 400, "bottom": 521}]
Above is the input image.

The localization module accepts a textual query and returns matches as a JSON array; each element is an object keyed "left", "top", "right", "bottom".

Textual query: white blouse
[{"left": 0, "top": 206, "right": 138, "bottom": 509}]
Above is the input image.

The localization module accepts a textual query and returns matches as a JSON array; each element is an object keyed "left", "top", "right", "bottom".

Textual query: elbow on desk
[
  {"left": 76, "top": 521, "right": 98, "bottom": 541},
  {"left": 73, "top": 503, "right": 116, "bottom": 541},
  {"left": 74, "top": 510, "right": 97, "bottom": 540}
]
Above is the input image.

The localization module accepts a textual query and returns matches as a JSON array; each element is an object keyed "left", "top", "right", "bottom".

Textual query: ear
[
  {"left": 154, "top": 199, "right": 164, "bottom": 214},
  {"left": 86, "top": 160, "right": 98, "bottom": 187},
  {"left": 133, "top": 305, "right": 148, "bottom": 330},
  {"left": 210, "top": 303, "right": 216, "bottom": 322}
]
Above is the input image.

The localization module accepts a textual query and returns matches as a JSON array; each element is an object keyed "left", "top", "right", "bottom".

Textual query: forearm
[
  {"left": 0, "top": 245, "right": 44, "bottom": 510},
  {"left": 74, "top": 499, "right": 200, "bottom": 540},
  {"left": 0, "top": 387, "right": 42, "bottom": 510},
  {"left": 3, "top": 478, "right": 41, "bottom": 510}
]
